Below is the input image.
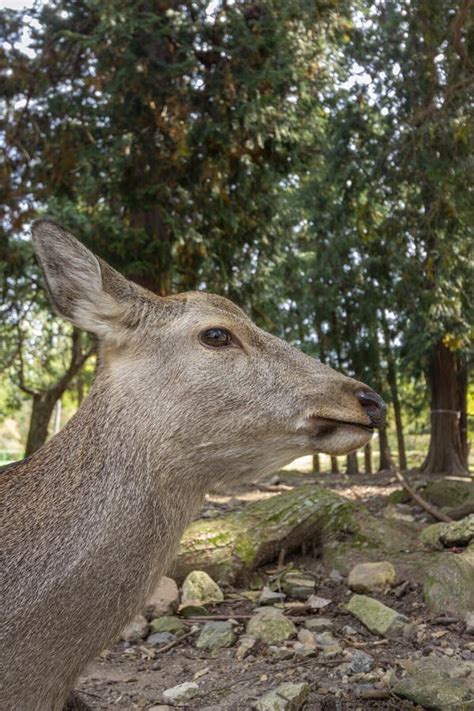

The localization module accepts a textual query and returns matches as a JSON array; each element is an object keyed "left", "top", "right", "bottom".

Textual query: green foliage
[{"left": 0, "top": 0, "right": 472, "bottom": 461}]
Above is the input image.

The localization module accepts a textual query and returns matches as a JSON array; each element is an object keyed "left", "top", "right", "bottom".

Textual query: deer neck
[{"left": 31, "top": 379, "right": 206, "bottom": 581}]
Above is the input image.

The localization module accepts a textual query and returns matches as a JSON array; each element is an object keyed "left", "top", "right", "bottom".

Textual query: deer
[{"left": 0, "top": 219, "right": 386, "bottom": 711}]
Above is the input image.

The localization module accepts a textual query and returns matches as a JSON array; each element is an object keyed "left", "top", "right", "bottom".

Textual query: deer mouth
[{"left": 308, "top": 416, "right": 374, "bottom": 435}]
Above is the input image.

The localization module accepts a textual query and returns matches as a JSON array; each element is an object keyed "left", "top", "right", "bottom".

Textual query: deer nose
[{"left": 356, "top": 389, "right": 387, "bottom": 428}]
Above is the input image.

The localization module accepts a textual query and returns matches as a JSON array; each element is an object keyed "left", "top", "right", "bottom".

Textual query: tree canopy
[{"left": 0, "top": 0, "right": 472, "bottom": 472}]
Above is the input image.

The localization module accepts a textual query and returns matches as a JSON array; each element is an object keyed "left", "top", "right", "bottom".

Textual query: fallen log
[{"left": 174, "top": 485, "right": 356, "bottom": 584}]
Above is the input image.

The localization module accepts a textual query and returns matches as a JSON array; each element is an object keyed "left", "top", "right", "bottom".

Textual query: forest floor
[{"left": 76, "top": 469, "right": 474, "bottom": 710}]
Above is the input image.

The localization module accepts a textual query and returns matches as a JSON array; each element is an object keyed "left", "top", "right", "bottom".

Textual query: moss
[
  {"left": 387, "top": 488, "right": 411, "bottom": 504},
  {"left": 234, "top": 535, "right": 258, "bottom": 566},
  {"left": 423, "top": 479, "right": 474, "bottom": 509}
]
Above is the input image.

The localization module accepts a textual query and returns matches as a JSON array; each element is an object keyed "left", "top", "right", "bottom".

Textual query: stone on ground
[
  {"left": 466, "top": 611, "right": 474, "bottom": 634},
  {"left": 297, "top": 628, "right": 316, "bottom": 648},
  {"left": 253, "top": 682, "right": 310, "bottom": 711},
  {"left": 259, "top": 586, "right": 286, "bottom": 605},
  {"left": 346, "top": 594, "right": 410, "bottom": 637},
  {"left": 348, "top": 561, "right": 397, "bottom": 593},
  {"left": 144, "top": 576, "right": 179, "bottom": 619},
  {"left": 424, "top": 546, "right": 474, "bottom": 616},
  {"left": 149, "top": 616, "right": 185, "bottom": 634},
  {"left": 196, "top": 621, "right": 236, "bottom": 650},
  {"left": 246, "top": 607, "right": 297, "bottom": 643},
  {"left": 392, "top": 669, "right": 473, "bottom": 710},
  {"left": 383, "top": 503, "right": 415, "bottom": 522},
  {"left": 162, "top": 681, "right": 199, "bottom": 703},
  {"left": 440, "top": 515, "right": 474, "bottom": 547},
  {"left": 147, "top": 632, "right": 175, "bottom": 646},
  {"left": 304, "top": 617, "right": 333, "bottom": 631},
  {"left": 280, "top": 570, "right": 316, "bottom": 600},
  {"left": 315, "top": 631, "right": 342, "bottom": 656},
  {"left": 181, "top": 570, "right": 224, "bottom": 605},
  {"left": 236, "top": 635, "right": 257, "bottom": 660},
  {"left": 346, "top": 649, "right": 375, "bottom": 674},
  {"left": 120, "top": 614, "right": 149, "bottom": 642}
]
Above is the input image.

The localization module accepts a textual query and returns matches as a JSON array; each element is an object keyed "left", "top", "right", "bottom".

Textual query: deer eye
[{"left": 199, "top": 327, "right": 233, "bottom": 348}]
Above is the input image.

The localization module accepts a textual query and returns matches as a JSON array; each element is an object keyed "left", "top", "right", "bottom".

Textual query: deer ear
[{"left": 32, "top": 219, "right": 136, "bottom": 338}]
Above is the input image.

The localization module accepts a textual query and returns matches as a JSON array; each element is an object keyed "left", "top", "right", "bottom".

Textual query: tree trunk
[
  {"left": 364, "top": 443, "right": 373, "bottom": 474},
  {"left": 346, "top": 452, "right": 359, "bottom": 475},
  {"left": 422, "top": 340, "right": 468, "bottom": 476},
  {"left": 330, "top": 456, "right": 339, "bottom": 474},
  {"left": 175, "top": 485, "right": 355, "bottom": 584},
  {"left": 24, "top": 391, "right": 59, "bottom": 457},
  {"left": 381, "top": 313, "right": 407, "bottom": 470},
  {"left": 458, "top": 358, "right": 469, "bottom": 466},
  {"left": 312, "top": 454, "right": 321, "bottom": 473},
  {"left": 378, "top": 427, "right": 393, "bottom": 471}
]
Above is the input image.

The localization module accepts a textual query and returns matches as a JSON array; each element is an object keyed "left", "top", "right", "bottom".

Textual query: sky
[{"left": 1, "top": 0, "right": 36, "bottom": 8}]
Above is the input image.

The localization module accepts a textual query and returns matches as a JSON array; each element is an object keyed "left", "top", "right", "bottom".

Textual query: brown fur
[{"left": 0, "top": 220, "right": 382, "bottom": 710}]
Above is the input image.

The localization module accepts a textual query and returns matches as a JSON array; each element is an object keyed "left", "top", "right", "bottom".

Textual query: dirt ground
[{"left": 75, "top": 470, "right": 474, "bottom": 710}]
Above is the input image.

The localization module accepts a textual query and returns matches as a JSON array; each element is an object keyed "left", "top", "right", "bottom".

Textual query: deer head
[{"left": 32, "top": 219, "right": 385, "bottom": 484}]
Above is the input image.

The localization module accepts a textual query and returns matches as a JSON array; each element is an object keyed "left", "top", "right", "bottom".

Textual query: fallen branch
[
  {"left": 154, "top": 628, "right": 198, "bottom": 654},
  {"left": 175, "top": 485, "right": 356, "bottom": 584},
  {"left": 393, "top": 470, "right": 452, "bottom": 523}
]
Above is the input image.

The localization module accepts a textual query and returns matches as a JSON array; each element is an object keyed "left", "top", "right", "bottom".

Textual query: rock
[
  {"left": 236, "top": 635, "right": 257, "bottom": 660},
  {"left": 147, "top": 632, "right": 175, "bottom": 646},
  {"left": 348, "top": 561, "right": 397, "bottom": 593},
  {"left": 305, "top": 617, "right": 333, "bottom": 632},
  {"left": 297, "top": 628, "right": 316, "bottom": 647},
  {"left": 346, "top": 594, "right": 410, "bottom": 637},
  {"left": 387, "top": 489, "right": 411, "bottom": 505},
  {"left": 293, "top": 642, "right": 317, "bottom": 658},
  {"left": 280, "top": 570, "right": 316, "bottom": 600},
  {"left": 346, "top": 649, "right": 374, "bottom": 674},
  {"left": 466, "top": 611, "right": 474, "bottom": 634},
  {"left": 392, "top": 669, "right": 473, "bottom": 710},
  {"left": 253, "top": 682, "right": 310, "bottom": 710},
  {"left": 341, "top": 624, "right": 358, "bottom": 636},
  {"left": 181, "top": 570, "right": 224, "bottom": 606},
  {"left": 259, "top": 586, "right": 286, "bottom": 605},
  {"left": 196, "top": 621, "right": 236, "bottom": 650},
  {"left": 162, "top": 681, "right": 199, "bottom": 704},
  {"left": 440, "top": 515, "right": 474, "bottom": 547},
  {"left": 315, "top": 631, "right": 342, "bottom": 656},
  {"left": 246, "top": 607, "right": 297, "bottom": 643},
  {"left": 383, "top": 504, "right": 415, "bottom": 522},
  {"left": 307, "top": 594, "right": 332, "bottom": 610},
  {"left": 144, "top": 576, "right": 179, "bottom": 619},
  {"left": 424, "top": 547, "right": 474, "bottom": 616},
  {"left": 423, "top": 479, "right": 474, "bottom": 509},
  {"left": 149, "top": 616, "right": 185, "bottom": 635},
  {"left": 329, "top": 569, "right": 344, "bottom": 583},
  {"left": 120, "top": 614, "right": 149, "bottom": 642},
  {"left": 420, "top": 522, "right": 448, "bottom": 550},
  {"left": 422, "top": 517, "right": 474, "bottom": 551},
  {"left": 269, "top": 645, "right": 294, "bottom": 660},
  {"left": 149, "top": 706, "right": 173, "bottom": 711}
]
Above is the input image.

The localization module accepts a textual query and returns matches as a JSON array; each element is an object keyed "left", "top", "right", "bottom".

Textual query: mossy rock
[
  {"left": 346, "top": 594, "right": 410, "bottom": 637},
  {"left": 322, "top": 513, "right": 432, "bottom": 585},
  {"left": 387, "top": 488, "right": 411, "bottom": 505},
  {"left": 247, "top": 607, "right": 297, "bottom": 643},
  {"left": 423, "top": 479, "right": 474, "bottom": 509},
  {"left": 424, "top": 546, "right": 474, "bottom": 616},
  {"left": 149, "top": 616, "right": 185, "bottom": 634},
  {"left": 392, "top": 669, "right": 474, "bottom": 710},
  {"left": 420, "top": 522, "right": 449, "bottom": 550}
]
